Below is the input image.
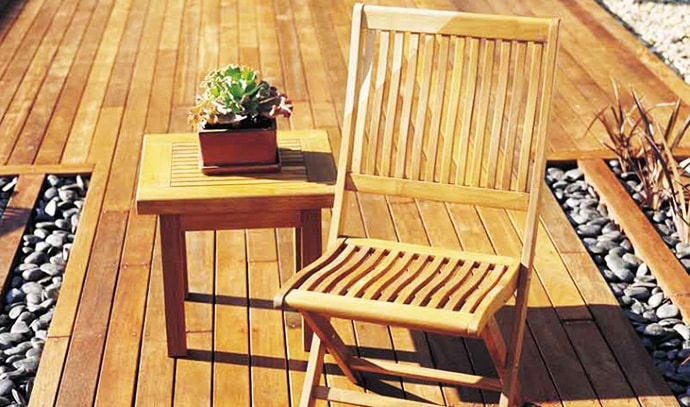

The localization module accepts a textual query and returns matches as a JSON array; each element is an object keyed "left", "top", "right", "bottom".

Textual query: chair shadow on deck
[{"left": 180, "top": 295, "right": 671, "bottom": 406}]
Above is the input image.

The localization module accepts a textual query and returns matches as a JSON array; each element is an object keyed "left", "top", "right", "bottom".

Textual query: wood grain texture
[{"left": 6, "top": 0, "right": 687, "bottom": 405}]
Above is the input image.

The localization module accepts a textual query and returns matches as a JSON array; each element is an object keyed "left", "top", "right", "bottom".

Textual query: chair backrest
[{"left": 330, "top": 4, "right": 560, "bottom": 265}]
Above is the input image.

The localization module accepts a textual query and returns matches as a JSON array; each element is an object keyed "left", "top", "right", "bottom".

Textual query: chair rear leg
[
  {"left": 481, "top": 316, "right": 523, "bottom": 405},
  {"left": 300, "top": 334, "right": 327, "bottom": 407},
  {"left": 499, "top": 266, "right": 533, "bottom": 407}
]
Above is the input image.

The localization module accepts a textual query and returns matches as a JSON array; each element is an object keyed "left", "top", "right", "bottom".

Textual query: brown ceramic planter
[{"left": 198, "top": 120, "right": 277, "bottom": 167}]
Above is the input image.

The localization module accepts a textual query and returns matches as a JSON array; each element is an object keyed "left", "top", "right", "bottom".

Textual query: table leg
[
  {"left": 159, "top": 215, "right": 188, "bottom": 357},
  {"left": 298, "top": 209, "right": 322, "bottom": 351}
]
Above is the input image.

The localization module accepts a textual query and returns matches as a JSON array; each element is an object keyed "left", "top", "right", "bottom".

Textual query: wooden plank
[
  {"left": 539, "top": 188, "right": 588, "bottom": 254},
  {"left": 133, "top": 228, "right": 174, "bottom": 406},
  {"left": 0, "top": 0, "right": 63, "bottom": 164},
  {"left": 173, "top": 230, "right": 214, "bottom": 405},
  {"left": 579, "top": 159, "right": 690, "bottom": 315},
  {"left": 477, "top": 206, "right": 601, "bottom": 407},
  {"left": 246, "top": 229, "right": 291, "bottom": 407},
  {"left": 59, "top": 0, "right": 135, "bottom": 164},
  {"left": 564, "top": 321, "right": 640, "bottom": 407},
  {"left": 385, "top": 196, "right": 452, "bottom": 405},
  {"left": 0, "top": 163, "right": 94, "bottom": 176},
  {"left": 399, "top": 199, "right": 485, "bottom": 406},
  {"left": 509, "top": 209, "right": 592, "bottom": 321},
  {"left": 101, "top": 0, "right": 167, "bottom": 212},
  {"left": 27, "top": 337, "right": 70, "bottom": 407},
  {"left": 442, "top": 201, "right": 560, "bottom": 407},
  {"left": 54, "top": 210, "right": 129, "bottom": 407},
  {"left": 93, "top": 213, "right": 156, "bottom": 406},
  {"left": 276, "top": 228, "right": 329, "bottom": 407},
  {"left": 213, "top": 230, "right": 251, "bottom": 407},
  {"left": 7, "top": 0, "right": 95, "bottom": 165},
  {"left": 34, "top": 0, "right": 117, "bottom": 164}
]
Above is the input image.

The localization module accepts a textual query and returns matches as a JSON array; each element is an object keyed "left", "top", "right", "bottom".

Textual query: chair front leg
[
  {"left": 303, "top": 312, "right": 363, "bottom": 385},
  {"left": 300, "top": 334, "right": 327, "bottom": 407}
]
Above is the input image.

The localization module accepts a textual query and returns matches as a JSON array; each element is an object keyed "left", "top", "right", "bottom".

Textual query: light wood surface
[{"left": 0, "top": 0, "right": 681, "bottom": 405}]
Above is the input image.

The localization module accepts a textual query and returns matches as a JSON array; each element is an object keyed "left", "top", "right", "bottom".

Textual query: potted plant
[{"left": 188, "top": 64, "right": 293, "bottom": 171}]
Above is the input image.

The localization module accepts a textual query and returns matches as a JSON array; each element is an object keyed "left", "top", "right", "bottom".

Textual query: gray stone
[
  {"left": 599, "top": 230, "right": 623, "bottom": 242},
  {"left": 0, "top": 379, "right": 13, "bottom": 396},
  {"left": 46, "top": 175, "right": 60, "bottom": 187},
  {"left": 657, "top": 303, "right": 680, "bottom": 320},
  {"left": 4, "top": 342, "right": 31, "bottom": 357},
  {"left": 13, "top": 356, "right": 38, "bottom": 373},
  {"left": 10, "top": 322, "right": 29, "bottom": 336},
  {"left": 4, "top": 289, "right": 23, "bottom": 305},
  {"left": 631, "top": 301, "right": 646, "bottom": 315},
  {"left": 675, "top": 325, "right": 690, "bottom": 341},
  {"left": 612, "top": 267, "right": 635, "bottom": 283},
  {"left": 622, "top": 253, "right": 642, "bottom": 267},
  {"left": 7, "top": 307, "right": 23, "bottom": 322},
  {"left": 33, "top": 241, "right": 51, "bottom": 253},
  {"left": 0, "top": 333, "right": 24, "bottom": 347},
  {"left": 652, "top": 210, "right": 667, "bottom": 223},
  {"left": 25, "top": 348, "right": 41, "bottom": 359},
  {"left": 648, "top": 292, "right": 665, "bottom": 309},
  {"left": 54, "top": 219, "right": 70, "bottom": 230},
  {"left": 635, "top": 274, "right": 657, "bottom": 284},
  {"left": 49, "top": 254, "right": 66, "bottom": 267},
  {"left": 564, "top": 168, "right": 583, "bottom": 181},
  {"left": 45, "top": 234, "right": 64, "bottom": 248},
  {"left": 605, "top": 253, "right": 631, "bottom": 271},
  {"left": 44, "top": 199, "right": 58, "bottom": 217},
  {"left": 33, "top": 228, "right": 49, "bottom": 239},
  {"left": 642, "top": 310, "right": 659, "bottom": 322},
  {"left": 662, "top": 318, "right": 687, "bottom": 327},
  {"left": 39, "top": 263, "right": 62, "bottom": 276},
  {"left": 624, "top": 286, "right": 651, "bottom": 301},
  {"left": 21, "top": 267, "right": 44, "bottom": 282},
  {"left": 24, "top": 293, "right": 41, "bottom": 305},
  {"left": 23, "top": 252, "right": 47, "bottom": 266},
  {"left": 635, "top": 262, "right": 655, "bottom": 277},
  {"left": 577, "top": 224, "right": 602, "bottom": 237}
]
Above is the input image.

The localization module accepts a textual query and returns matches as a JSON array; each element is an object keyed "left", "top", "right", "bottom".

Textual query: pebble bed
[
  {"left": 612, "top": 162, "right": 690, "bottom": 261},
  {"left": 546, "top": 164, "right": 690, "bottom": 406},
  {"left": 597, "top": 0, "right": 690, "bottom": 83},
  {"left": 0, "top": 175, "right": 88, "bottom": 406}
]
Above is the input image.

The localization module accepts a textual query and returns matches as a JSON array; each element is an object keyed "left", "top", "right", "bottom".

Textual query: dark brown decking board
[{"left": 0, "top": 0, "right": 677, "bottom": 405}]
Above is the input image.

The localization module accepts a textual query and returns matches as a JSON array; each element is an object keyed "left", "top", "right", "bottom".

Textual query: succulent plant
[{"left": 188, "top": 64, "right": 292, "bottom": 130}]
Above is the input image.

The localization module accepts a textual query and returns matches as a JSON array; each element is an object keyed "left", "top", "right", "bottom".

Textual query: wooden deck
[{"left": 0, "top": 0, "right": 686, "bottom": 405}]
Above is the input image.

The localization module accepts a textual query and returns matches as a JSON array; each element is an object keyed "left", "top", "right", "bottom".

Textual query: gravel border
[
  {"left": 596, "top": 0, "right": 690, "bottom": 83},
  {"left": 546, "top": 165, "right": 690, "bottom": 406},
  {"left": 0, "top": 175, "right": 88, "bottom": 406}
]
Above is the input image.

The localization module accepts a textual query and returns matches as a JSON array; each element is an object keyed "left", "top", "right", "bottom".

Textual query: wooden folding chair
[{"left": 274, "top": 4, "right": 560, "bottom": 406}]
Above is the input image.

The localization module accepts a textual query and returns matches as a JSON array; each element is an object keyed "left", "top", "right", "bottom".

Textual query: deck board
[{"left": 0, "top": 0, "right": 678, "bottom": 405}]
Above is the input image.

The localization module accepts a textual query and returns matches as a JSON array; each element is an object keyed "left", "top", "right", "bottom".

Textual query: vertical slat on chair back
[
  {"left": 330, "top": 4, "right": 559, "bottom": 248},
  {"left": 346, "top": 5, "right": 558, "bottom": 190}
]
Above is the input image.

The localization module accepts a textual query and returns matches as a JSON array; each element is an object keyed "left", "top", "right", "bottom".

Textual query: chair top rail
[{"left": 361, "top": 4, "right": 556, "bottom": 42}]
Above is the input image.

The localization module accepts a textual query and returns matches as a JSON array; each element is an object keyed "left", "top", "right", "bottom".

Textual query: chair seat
[{"left": 276, "top": 237, "right": 521, "bottom": 336}]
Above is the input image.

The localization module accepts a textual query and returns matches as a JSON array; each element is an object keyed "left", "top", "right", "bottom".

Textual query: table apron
[{"left": 178, "top": 210, "right": 305, "bottom": 231}]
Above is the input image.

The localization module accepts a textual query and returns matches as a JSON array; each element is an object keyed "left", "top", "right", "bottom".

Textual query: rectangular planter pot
[{"left": 198, "top": 120, "right": 277, "bottom": 167}]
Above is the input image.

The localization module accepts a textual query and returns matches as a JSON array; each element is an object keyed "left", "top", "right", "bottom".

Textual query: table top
[{"left": 136, "top": 130, "right": 336, "bottom": 215}]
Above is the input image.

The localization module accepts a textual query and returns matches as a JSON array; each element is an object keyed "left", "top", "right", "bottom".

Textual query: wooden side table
[{"left": 136, "top": 130, "right": 335, "bottom": 356}]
